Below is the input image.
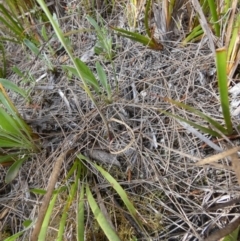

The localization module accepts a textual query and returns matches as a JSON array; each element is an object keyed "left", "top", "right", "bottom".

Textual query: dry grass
[{"left": 0, "top": 1, "right": 240, "bottom": 241}]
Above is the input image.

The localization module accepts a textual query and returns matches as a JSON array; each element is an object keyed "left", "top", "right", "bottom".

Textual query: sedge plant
[
  {"left": 111, "top": 0, "right": 163, "bottom": 51},
  {"left": 8, "top": 156, "right": 146, "bottom": 240},
  {"left": 159, "top": 47, "right": 234, "bottom": 140},
  {"left": 0, "top": 80, "right": 40, "bottom": 183},
  {"left": 37, "top": 0, "right": 112, "bottom": 135}
]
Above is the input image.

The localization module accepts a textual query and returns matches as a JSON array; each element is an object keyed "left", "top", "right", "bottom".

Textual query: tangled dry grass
[{"left": 0, "top": 1, "right": 240, "bottom": 241}]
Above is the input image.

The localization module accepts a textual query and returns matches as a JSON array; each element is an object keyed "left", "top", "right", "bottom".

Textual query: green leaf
[
  {"left": 5, "top": 156, "right": 27, "bottom": 183},
  {"left": 30, "top": 188, "right": 47, "bottom": 195},
  {"left": 75, "top": 58, "right": 100, "bottom": 94},
  {"left": 163, "top": 97, "right": 228, "bottom": 135},
  {"left": 96, "top": 62, "right": 111, "bottom": 99},
  {"left": 182, "top": 25, "right": 203, "bottom": 45},
  {"left": 112, "top": 27, "right": 162, "bottom": 50},
  {"left": 0, "top": 78, "right": 28, "bottom": 100},
  {"left": 222, "top": 225, "right": 239, "bottom": 241},
  {"left": 207, "top": 0, "right": 220, "bottom": 36},
  {"left": 145, "top": 0, "right": 152, "bottom": 38},
  {"left": 159, "top": 108, "right": 221, "bottom": 137},
  {"left": 38, "top": 192, "right": 58, "bottom": 241},
  {"left": 86, "top": 184, "right": 121, "bottom": 241},
  {"left": 86, "top": 16, "right": 102, "bottom": 35},
  {"left": 24, "top": 39, "right": 41, "bottom": 56},
  {"left": 77, "top": 184, "right": 85, "bottom": 241},
  {"left": 216, "top": 48, "right": 233, "bottom": 134},
  {"left": 3, "top": 220, "right": 33, "bottom": 241},
  {"left": 41, "top": 24, "right": 48, "bottom": 41},
  {"left": 0, "top": 108, "right": 22, "bottom": 136},
  {"left": 57, "top": 170, "right": 79, "bottom": 241},
  {"left": 78, "top": 154, "right": 145, "bottom": 234}
]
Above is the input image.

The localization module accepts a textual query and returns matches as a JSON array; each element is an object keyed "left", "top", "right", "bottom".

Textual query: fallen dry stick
[
  {"left": 204, "top": 216, "right": 240, "bottom": 241},
  {"left": 196, "top": 146, "right": 240, "bottom": 166}
]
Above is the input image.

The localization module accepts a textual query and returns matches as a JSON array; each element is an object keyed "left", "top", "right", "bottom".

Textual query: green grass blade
[
  {"left": 0, "top": 154, "right": 19, "bottom": 163},
  {"left": 86, "top": 16, "right": 102, "bottom": 36},
  {"left": 3, "top": 220, "right": 33, "bottom": 241},
  {"left": 86, "top": 184, "right": 121, "bottom": 241},
  {"left": 0, "top": 78, "right": 28, "bottom": 100},
  {"left": 159, "top": 109, "right": 221, "bottom": 137},
  {"left": 216, "top": 47, "right": 233, "bottom": 134},
  {"left": 78, "top": 154, "right": 145, "bottom": 233},
  {"left": 96, "top": 62, "right": 111, "bottom": 100},
  {"left": 207, "top": 0, "right": 220, "bottom": 36},
  {"left": 222, "top": 225, "right": 239, "bottom": 241},
  {"left": 77, "top": 183, "right": 85, "bottom": 241},
  {"left": 163, "top": 97, "right": 228, "bottom": 135},
  {"left": 38, "top": 192, "right": 58, "bottom": 241},
  {"left": 75, "top": 58, "right": 100, "bottom": 94},
  {"left": 0, "top": 5, "right": 23, "bottom": 35},
  {"left": 0, "top": 108, "right": 23, "bottom": 136},
  {"left": 112, "top": 27, "right": 152, "bottom": 45},
  {"left": 182, "top": 25, "right": 203, "bottom": 45},
  {"left": 24, "top": 39, "right": 41, "bottom": 56},
  {"left": 56, "top": 173, "right": 79, "bottom": 241},
  {"left": 0, "top": 43, "right": 7, "bottom": 78},
  {"left": 5, "top": 156, "right": 27, "bottom": 183},
  {"left": 226, "top": 14, "right": 240, "bottom": 74},
  {"left": 144, "top": 0, "right": 152, "bottom": 38}
]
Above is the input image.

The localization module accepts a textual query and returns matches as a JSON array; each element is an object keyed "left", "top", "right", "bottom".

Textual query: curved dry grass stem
[{"left": 108, "top": 117, "right": 135, "bottom": 155}]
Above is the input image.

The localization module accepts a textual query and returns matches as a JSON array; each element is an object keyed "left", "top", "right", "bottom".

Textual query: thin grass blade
[
  {"left": 159, "top": 108, "right": 222, "bottom": 137},
  {"left": 163, "top": 97, "right": 228, "bottom": 135},
  {"left": 96, "top": 62, "right": 111, "bottom": 99},
  {"left": 38, "top": 192, "right": 58, "bottom": 241},
  {"left": 86, "top": 184, "right": 121, "bottom": 241},
  {"left": 77, "top": 183, "right": 85, "bottom": 241},
  {"left": 0, "top": 78, "right": 28, "bottom": 100},
  {"left": 78, "top": 154, "right": 145, "bottom": 233},
  {"left": 207, "top": 0, "right": 220, "bottom": 36},
  {"left": 216, "top": 47, "right": 233, "bottom": 134}
]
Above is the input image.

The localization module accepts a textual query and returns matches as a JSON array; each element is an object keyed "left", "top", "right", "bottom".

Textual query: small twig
[
  {"left": 204, "top": 216, "right": 240, "bottom": 241},
  {"left": 30, "top": 151, "right": 68, "bottom": 241}
]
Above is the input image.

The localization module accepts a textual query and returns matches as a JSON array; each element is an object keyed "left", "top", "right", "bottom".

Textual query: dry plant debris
[{"left": 0, "top": 1, "right": 240, "bottom": 241}]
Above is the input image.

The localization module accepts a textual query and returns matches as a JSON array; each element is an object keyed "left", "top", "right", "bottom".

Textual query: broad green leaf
[
  {"left": 24, "top": 39, "right": 40, "bottom": 56},
  {"left": 216, "top": 48, "right": 233, "bottom": 134},
  {"left": 75, "top": 58, "right": 100, "bottom": 93},
  {"left": 86, "top": 184, "right": 121, "bottom": 241},
  {"left": 5, "top": 156, "right": 27, "bottom": 183}
]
